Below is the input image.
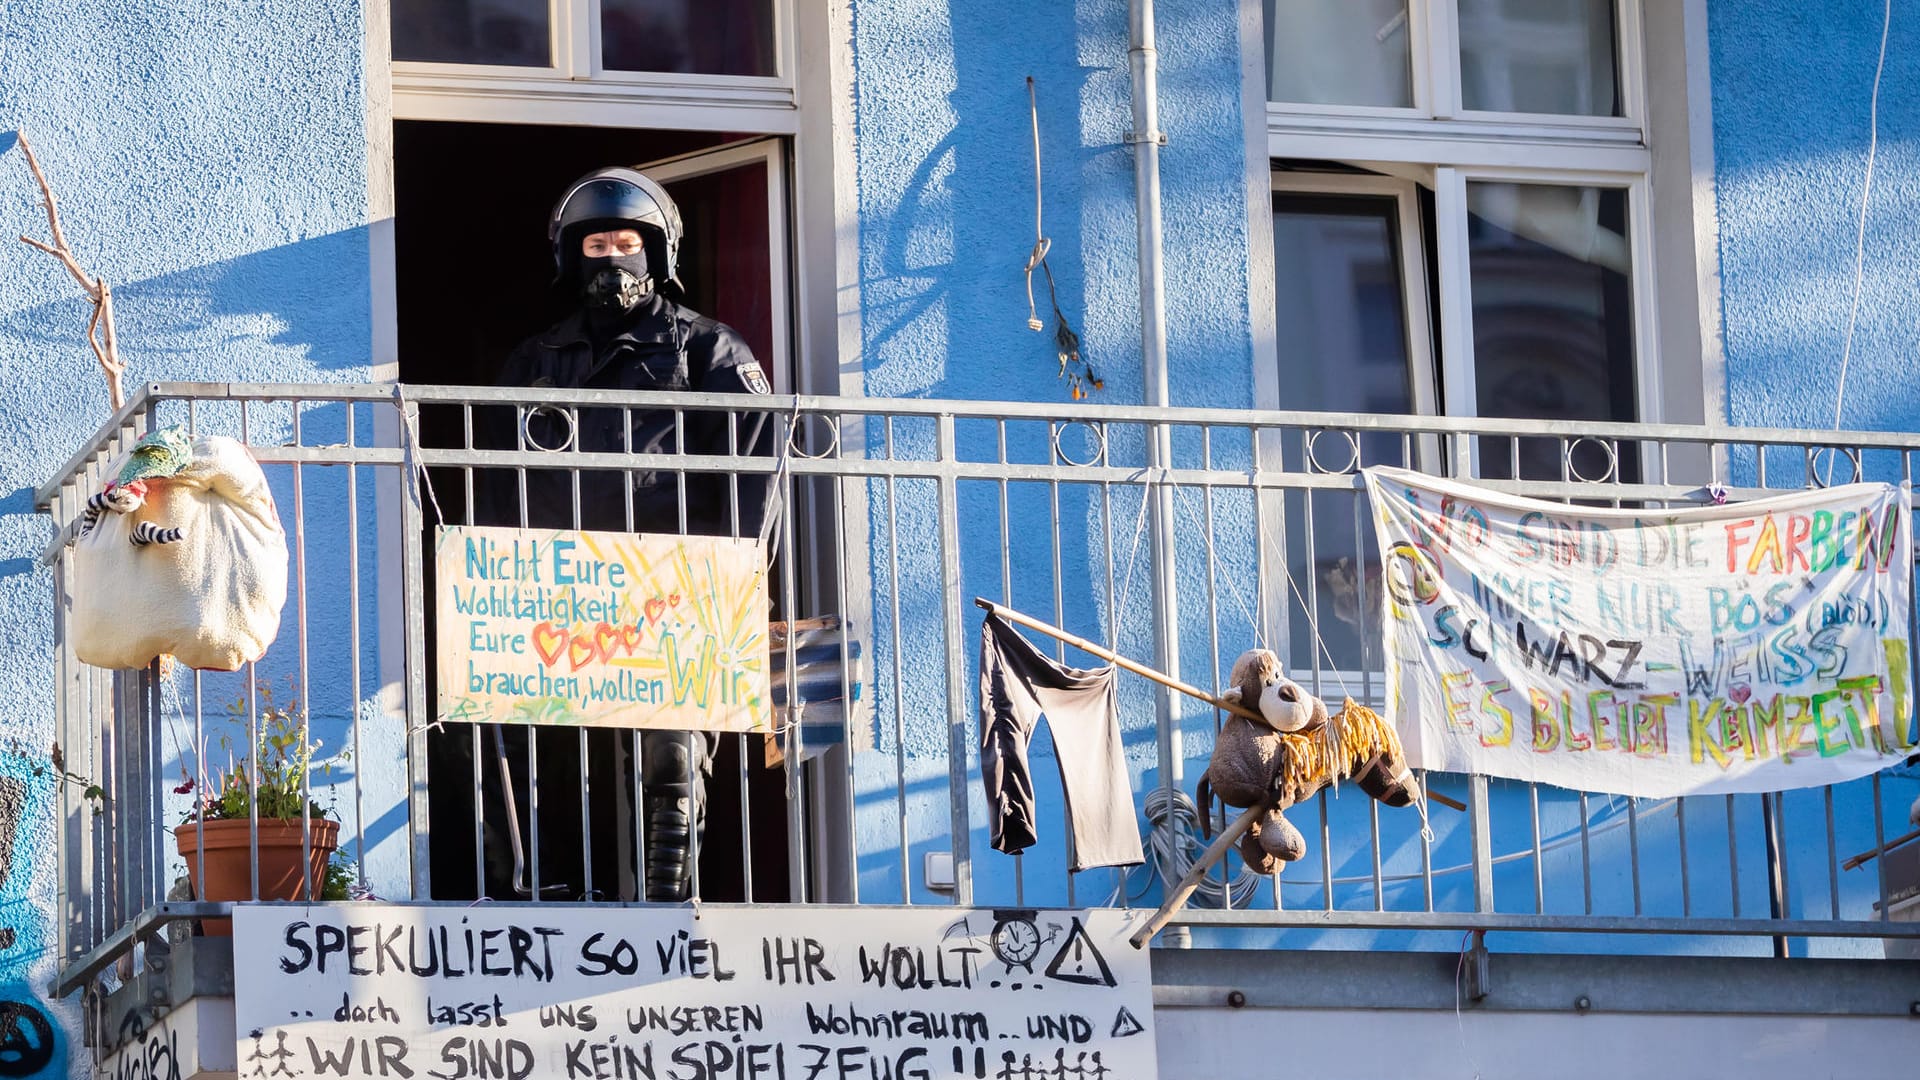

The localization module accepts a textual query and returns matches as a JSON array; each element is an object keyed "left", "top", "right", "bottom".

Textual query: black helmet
[{"left": 548, "top": 167, "right": 683, "bottom": 288}]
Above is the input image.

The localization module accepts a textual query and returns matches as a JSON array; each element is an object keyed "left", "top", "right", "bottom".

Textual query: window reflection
[
  {"left": 1458, "top": 0, "right": 1619, "bottom": 116},
  {"left": 1273, "top": 192, "right": 1418, "bottom": 678},
  {"left": 1265, "top": 0, "right": 1413, "bottom": 108},
  {"left": 602, "top": 0, "right": 776, "bottom": 77},
  {"left": 392, "top": 0, "right": 550, "bottom": 67},
  {"left": 1468, "top": 182, "right": 1636, "bottom": 483}
]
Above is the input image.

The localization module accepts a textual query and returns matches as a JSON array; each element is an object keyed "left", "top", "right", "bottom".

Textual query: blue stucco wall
[
  {"left": 1708, "top": 0, "right": 1920, "bottom": 955},
  {"left": 846, "top": 0, "right": 1920, "bottom": 956},
  {"left": 0, "top": 2, "right": 373, "bottom": 1071},
  {"left": 849, "top": 0, "right": 1266, "bottom": 910},
  {"left": 1710, "top": 0, "right": 1920, "bottom": 434}
]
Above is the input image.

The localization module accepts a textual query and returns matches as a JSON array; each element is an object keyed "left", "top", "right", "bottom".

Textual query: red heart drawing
[
  {"left": 644, "top": 598, "right": 667, "bottom": 625},
  {"left": 594, "top": 622, "right": 627, "bottom": 660},
  {"left": 1729, "top": 684, "right": 1752, "bottom": 705},
  {"left": 668, "top": 593, "right": 681, "bottom": 607},
  {"left": 568, "top": 632, "right": 601, "bottom": 672},
  {"left": 532, "top": 623, "right": 568, "bottom": 668},
  {"left": 621, "top": 623, "right": 645, "bottom": 652}
]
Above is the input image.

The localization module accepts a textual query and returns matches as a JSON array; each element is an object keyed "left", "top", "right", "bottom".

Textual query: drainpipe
[{"left": 1128, "top": 0, "right": 1186, "bottom": 926}]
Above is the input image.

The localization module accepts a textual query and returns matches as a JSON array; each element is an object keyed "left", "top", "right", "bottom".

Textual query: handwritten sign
[
  {"left": 435, "top": 526, "right": 770, "bottom": 731},
  {"left": 233, "top": 904, "right": 1157, "bottom": 1080},
  {"left": 1365, "top": 466, "right": 1915, "bottom": 797}
]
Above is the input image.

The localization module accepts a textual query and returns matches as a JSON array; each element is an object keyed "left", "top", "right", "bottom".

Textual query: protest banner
[
  {"left": 233, "top": 904, "right": 1157, "bottom": 1080},
  {"left": 1364, "top": 466, "right": 1915, "bottom": 797},
  {"left": 435, "top": 526, "right": 770, "bottom": 731}
]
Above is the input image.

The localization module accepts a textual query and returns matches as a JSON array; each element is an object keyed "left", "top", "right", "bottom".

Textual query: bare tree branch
[
  {"left": 13, "top": 132, "right": 124, "bottom": 408},
  {"left": 18, "top": 234, "right": 97, "bottom": 296}
]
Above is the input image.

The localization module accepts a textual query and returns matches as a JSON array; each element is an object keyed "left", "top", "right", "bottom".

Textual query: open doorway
[
  {"left": 393, "top": 120, "right": 784, "bottom": 389},
  {"left": 395, "top": 119, "right": 798, "bottom": 903}
]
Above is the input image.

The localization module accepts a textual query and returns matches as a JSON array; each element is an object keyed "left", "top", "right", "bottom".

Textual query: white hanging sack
[{"left": 71, "top": 433, "right": 288, "bottom": 671}]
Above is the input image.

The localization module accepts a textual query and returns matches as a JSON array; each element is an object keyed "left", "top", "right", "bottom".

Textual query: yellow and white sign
[{"left": 434, "top": 526, "right": 770, "bottom": 731}]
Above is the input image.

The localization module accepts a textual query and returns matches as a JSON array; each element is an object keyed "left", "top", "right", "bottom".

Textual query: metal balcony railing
[{"left": 36, "top": 382, "right": 1920, "bottom": 1002}]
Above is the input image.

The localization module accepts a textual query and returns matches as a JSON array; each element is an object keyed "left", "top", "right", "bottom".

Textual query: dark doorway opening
[
  {"left": 394, "top": 119, "right": 778, "bottom": 388},
  {"left": 394, "top": 119, "right": 794, "bottom": 904}
]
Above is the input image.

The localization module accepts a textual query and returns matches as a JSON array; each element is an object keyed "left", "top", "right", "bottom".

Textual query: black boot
[
  {"left": 644, "top": 793, "right": 694, "bottom": 901},
  {"left": 640, "top": 730, "right": 713, "bottom": 901}
]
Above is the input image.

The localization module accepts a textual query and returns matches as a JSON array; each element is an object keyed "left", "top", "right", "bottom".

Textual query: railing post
[
  {"left": 400, "top": 394, "right": 433, "bottom": 901},
  {"left": 52, "top": 532, "right": 74, "bottom": 964},
  {"left": 936, "top": 414, "right": 973, "bottom": 905},
  {"left": 1762, "top": 792, "right": 1789, "bottom": 958},
  {"left": 1469, "top": 774, "right": 1494, "bottom": 913}
]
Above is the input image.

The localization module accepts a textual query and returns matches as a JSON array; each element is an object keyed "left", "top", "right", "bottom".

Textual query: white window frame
[
  {"left": 1265, "top": 0, "right": 1645, "bottom": 149},
  {"left": 1266, "top": 172, "right": 1439, "bottom": 419},
  {"left": 1249, "top": 0, "right": 1697, "bottom": 689},
  {"left": 1431, "top": 164, "right": 1661, "bottom": 425},
  {"left": 391, "top": 0, "right": 798, "bottom": 133},
  {"left": 1254, "top": 0, "right": 1664, "bottom": 422},
  {"left": 636, "top": 138, "right": 797, "bottom": 394},
  {"left": 1261, "top": 173, "right": 1438, "bottom": 696}
]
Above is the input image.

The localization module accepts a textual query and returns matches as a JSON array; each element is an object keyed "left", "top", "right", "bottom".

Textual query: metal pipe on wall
[{"left": 1128, "top": 0, "right": 1187, "bottom": 907}]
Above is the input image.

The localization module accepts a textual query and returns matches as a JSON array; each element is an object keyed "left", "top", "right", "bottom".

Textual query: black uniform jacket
[{"left": 477, "top": 294, "right": 774, "bottom": 537}]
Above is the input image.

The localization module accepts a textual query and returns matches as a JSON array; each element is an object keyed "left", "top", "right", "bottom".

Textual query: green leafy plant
[
  {"left": 188, "top": 679, "right": 340, "bottom": 823},
  {"left": 322, "top": 851, "right": 357, "bottom": 901}
]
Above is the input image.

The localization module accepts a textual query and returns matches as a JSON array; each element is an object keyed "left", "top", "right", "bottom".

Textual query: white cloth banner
[
  {"left": 233, "top": 903, "right": 1159, "bottom": 1080},
  {"left": 1364, "top": 466, "right": 1915, "bottom": 797}
]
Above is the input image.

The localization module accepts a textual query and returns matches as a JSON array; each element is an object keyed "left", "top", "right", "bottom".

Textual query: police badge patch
[{"left": 741, "top": 365, "right": 772, "bottom": 395}]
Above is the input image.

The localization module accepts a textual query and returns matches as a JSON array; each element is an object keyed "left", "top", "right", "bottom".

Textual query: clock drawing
[{"left": 989, "top": 912, "right": 1042, "bottom": 974}]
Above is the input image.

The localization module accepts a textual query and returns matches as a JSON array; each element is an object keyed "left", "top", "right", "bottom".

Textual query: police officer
[
  {"left": 466, "top": 167, "right": 773, "bottom": 903},
  {"left": 496, "top": 166, "right": 773, "bottom": 532}
]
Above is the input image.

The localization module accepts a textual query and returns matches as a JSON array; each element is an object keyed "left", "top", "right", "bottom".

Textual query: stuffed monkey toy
[{"left": 1199, "top": 648, "right": 1418, "bottom": 874}]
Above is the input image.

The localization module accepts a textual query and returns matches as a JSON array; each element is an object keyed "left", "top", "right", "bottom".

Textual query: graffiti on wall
[
  {"left": 0, "top": 755, "right": 67, "bottom": 1078},
  {"left": 105, "top": 1011, "right": 181, "bottom": 1080}
]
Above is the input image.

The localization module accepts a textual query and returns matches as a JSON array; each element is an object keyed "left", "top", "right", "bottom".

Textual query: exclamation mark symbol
[
  {"left": 953, "top": 1048, "right": 964, "bottom": 1075},
  {"left": 974, "top": 1048, "right": 987, "bottom": 1079}
]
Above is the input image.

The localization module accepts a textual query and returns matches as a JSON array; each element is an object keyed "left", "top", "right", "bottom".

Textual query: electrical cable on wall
[
  {"left": 1833, "top": 0, "right": 1893, "bottom": 442},
  {"left": 1023, "top": 76, "right": 1103, "bottom": 400}
]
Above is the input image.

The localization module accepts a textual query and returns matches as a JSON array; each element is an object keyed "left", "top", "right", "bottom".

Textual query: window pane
[
  {"left": 1273, "top": 192, "right": 1417, "bottom": 676},
  {"left": 1458, "top": 0, "right": 1619, "bottom": 116},
  {"left": 1273, "top": 194, "right": 1417, "bottom": 417},
  {"left": 661, "top": 162, "right": 775, "bottom": 376},
  {"left": 603, "top": 0, "right": 777, "bottom": 77},
  {"left": 1468, "top": 182, "right": 1635, "bottom": 482},
  {"left": 1265, "top": 0, "right": 1413, "bottom": 108},
  {"left": 392, "top": 0, "right": 550, "bottom": 66}
]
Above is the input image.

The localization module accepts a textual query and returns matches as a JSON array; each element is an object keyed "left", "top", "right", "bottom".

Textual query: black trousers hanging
[{"left": 978, "top": 614, "right": 1144, "bottom": 871}]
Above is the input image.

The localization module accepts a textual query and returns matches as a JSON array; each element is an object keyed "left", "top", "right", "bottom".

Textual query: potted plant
[{"left": 174, "top": 681, "right": 340, "bottom": 934}]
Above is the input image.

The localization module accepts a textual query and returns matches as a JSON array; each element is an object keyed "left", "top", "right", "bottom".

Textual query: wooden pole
[
  {"left": 975, "top": 597, "right": 1267, "bottom": 724},
  {"left": 973, "top": 597, "right": 1466, "bottom": 812},
  {"left": 1842, "top": 825, "right": 1920, "bottom": 872},
  {"left": 1130, "top": 803, "right": 1263, "bottom": 948}
]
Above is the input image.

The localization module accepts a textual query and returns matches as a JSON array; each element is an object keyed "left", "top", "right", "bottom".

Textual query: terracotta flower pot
[{"left": 173, "top": 817, "right": 339, "bottom": 935}]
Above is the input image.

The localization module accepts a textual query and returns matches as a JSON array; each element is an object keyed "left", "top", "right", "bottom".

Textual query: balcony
[{"left": 37, "top": 383, "right": 1920, "bottom": 1072}]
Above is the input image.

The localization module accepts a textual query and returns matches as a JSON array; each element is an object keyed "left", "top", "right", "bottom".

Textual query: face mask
[{"left": 581, "top": 254, "right": 652, "bottom": 312}]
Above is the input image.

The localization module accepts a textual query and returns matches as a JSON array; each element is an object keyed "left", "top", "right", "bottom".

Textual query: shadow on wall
[
  {"left": 0, "top": 226, "right": 374, "bottom": 390},
  {"left": 859, "top": 3, "right": 1104, "bottom": 401},
  {"left": 0, "top": 223, "right": 377, "bottom": 599}
]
